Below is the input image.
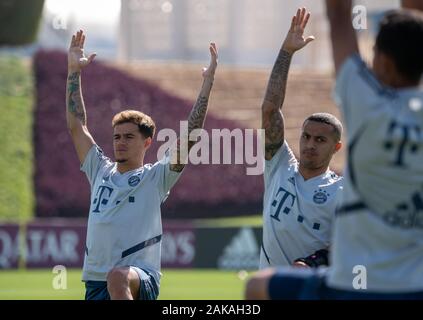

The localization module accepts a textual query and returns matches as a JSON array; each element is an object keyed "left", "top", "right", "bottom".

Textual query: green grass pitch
[{"left": 0, "top": 269, "right": 249, "bottom": 300}]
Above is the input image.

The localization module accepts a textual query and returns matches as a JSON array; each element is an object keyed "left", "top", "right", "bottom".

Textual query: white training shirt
[
  {"left": 80, "top": 145, "right": 182, "bottom": 284},
  {"left": 327, "top": 54, "right": 423, "bottom": 292},
  {"left": 260, "top": 141, "right": 343, "bottom": 268}
]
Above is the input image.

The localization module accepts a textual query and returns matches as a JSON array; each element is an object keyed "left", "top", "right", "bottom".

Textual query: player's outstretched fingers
[
  {"left": 70, "top": 35, "right": 76, "bottom": 48},
  {"left": 302, "top": 12, "right": 311, "bottom": 29},
  {"left": 80, "top": 35, "right": 85, "bottom": 48}
]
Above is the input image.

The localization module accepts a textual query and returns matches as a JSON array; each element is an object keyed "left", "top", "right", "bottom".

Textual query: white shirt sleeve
[
  {"left": 264, "top": 140, "right": 297, "bottom": 185},
  {"left": 333, "top": 54, "right": 391, "bottom": 141},
  {"left": 153, "top": 150, "right": 184, "bottom": 202},
  {"left": 80, "top": 145, "right": 111, "bottom": 186}
]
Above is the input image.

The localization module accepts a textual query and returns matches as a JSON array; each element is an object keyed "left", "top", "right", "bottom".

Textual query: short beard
[{"left": 300, "top": 159, "right": 319, "bottom": 170}]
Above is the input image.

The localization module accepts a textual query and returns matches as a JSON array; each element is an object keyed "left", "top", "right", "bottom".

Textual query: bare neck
[
  {"left": 116, "top": 161, "right": 143, "bottom": 174},
  {"left": 298, "top": 164, "right": 329, "bottom": 181}
]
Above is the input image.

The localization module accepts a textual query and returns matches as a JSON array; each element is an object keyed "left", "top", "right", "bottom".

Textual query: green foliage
[
  {"left": 0, "top": 56, "right": 34, "bottom": 222},
  {"left": 0, "top": 0, "right": 45, "bottom": 45}
]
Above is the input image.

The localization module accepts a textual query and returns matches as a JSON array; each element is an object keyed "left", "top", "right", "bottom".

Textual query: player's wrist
[
  {"left": 68, "top": 68, "right": 81, "bottom": 75},
  {"left": 203, "top": 73, "right": 215, "bottom": 80},
  {"left": 294, "top": 249, "right": 329, "bottom": 268},
  {"left": 281, "top": 44, "right": 296, "bottom": 55}
]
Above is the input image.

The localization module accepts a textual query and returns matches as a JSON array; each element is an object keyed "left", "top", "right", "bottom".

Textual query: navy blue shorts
[
  {"left": 85, "top": 267, "right": 159, "bottom": 300},
  {"left": 268, "top": 267, "right": 423, "bottom": 300}
]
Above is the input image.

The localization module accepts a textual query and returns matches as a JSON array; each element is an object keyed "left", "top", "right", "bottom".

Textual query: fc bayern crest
[
  {"left": 128, "top": 175, "right": 141, "bottom": 187},
  {"left": 313, "top": 189, "right": 328, "bottom": 204}
]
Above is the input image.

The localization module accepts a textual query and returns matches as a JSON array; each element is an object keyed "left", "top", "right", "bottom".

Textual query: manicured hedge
[{"left": 33, "top": 50, "right": 263, "bottom": 218}]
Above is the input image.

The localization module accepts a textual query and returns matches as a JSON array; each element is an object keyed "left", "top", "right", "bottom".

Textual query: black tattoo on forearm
[
  {"left": 263, "top": 109, "right": 285, "bottom": 160},
  {"left": 262, "top": 50, "right": 292, "bottom": 160},
  {"left": 265, "top": 140, "right": 284, "bottom": 160},
  {"left": 188, "top": 96, "right": 209, "bottom": 133},
  {"left": 264, "top": 50, "right": 292, "bottom": 107},
  {"left": 169, "top": 139, "right": 185, "bottom": 172},
  {"left": 67, "top": 72, "right": 86, "bottom": 125},
  {"left": 170, "top": 79, "right": 213, "bottom": 172}
]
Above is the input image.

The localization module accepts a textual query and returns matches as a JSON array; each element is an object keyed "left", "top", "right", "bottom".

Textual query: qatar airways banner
[
  {"left": 25, "top": 221, "right": 87, "bottom": 268},
  {"left": 0, "top": 224, "right": 20, "bottom": 269},
  {"left": 0, "top": 222, "right": 195, "bottom": 269},
  {"left": 161, "top": 224, "right": 195, "bottom": 268}
]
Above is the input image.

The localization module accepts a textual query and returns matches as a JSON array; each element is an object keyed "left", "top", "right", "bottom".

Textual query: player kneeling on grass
[
  {"left": 66, "top": 30, "right": 218, "bottom": 300},
  {"left": 259, "top": 7, "right": 343, "bottom": 272},
  {"left": 246, "top": 1, "right": 423, "bottom": 299}
]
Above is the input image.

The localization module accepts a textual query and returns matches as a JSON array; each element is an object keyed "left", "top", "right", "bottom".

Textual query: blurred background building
[
  {"left": 118, "top": 0, "right": 401, "bottom": 69},
  {"left": 24, "top": 0, "right": 401, "bottom": 69}
]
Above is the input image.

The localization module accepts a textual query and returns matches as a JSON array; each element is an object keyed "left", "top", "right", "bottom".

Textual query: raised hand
[
  {"left": 68, "top": 30, "right": 96, "bottom": 72},
  {"left": 282, "top": 8, "right": 315, "bottom": 54},
  {"left": 170, "top": 42, "right": 218, "bottom": 172},
  {"left": 202, "top": 42, "right": 218, "bottom": 79}
]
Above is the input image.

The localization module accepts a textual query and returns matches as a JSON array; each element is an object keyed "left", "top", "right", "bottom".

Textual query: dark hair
[
  {"left": 112, "top": 110, "right": 156, "bottom": 139},
  {"left": 376, "top": 9, "right": 423, "bottom": 83},
  {"left": 303, "top": 113, "right": 343, "bottom": 142}
]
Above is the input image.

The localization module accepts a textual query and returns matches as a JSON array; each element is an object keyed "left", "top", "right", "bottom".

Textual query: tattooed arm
[
  {"left": 66, "top": 30, "right": 97, "bottom": 164},
  {"left": 262, "top": 8, "right": 314, "bottom": 160},
  {"left": 169, "top": 43, "right": 218, "bottom": 172}
]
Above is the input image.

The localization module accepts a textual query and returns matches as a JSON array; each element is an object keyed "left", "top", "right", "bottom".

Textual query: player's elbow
[
  {"left": 66, "top": 113, "right": 87, "bottom": 134},
  {"left": 67, "top": 123, "right": 76, "bottom": 135},
  {"left": 67, "top": 123, "right": 81, "bottom": 138},
  {"left": 261, "top": 101, "right": 280, "bottom": 115},
  {"left": 67, "top": 120, "right": 75, "bottom": 132},
  {"left": 66, "top": 116, "right": 78, "bottom": 133},
  {"left": 67, "top": 122, "right": 86, "bottom": 140}
]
